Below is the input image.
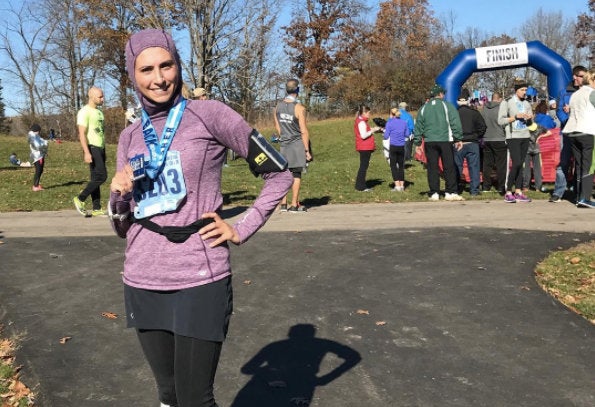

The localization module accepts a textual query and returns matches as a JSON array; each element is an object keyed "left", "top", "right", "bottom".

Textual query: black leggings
[
  {"left": 389, "top": 145, "right": 405, "bottom": 181},
  {"left": 355, "top": 150, "right": 372, "bottom": 190},
  {"left": 137, "top": 329, "right": 222, "bottom": 407},
  {"left": 570, "top": 133, "right": 594, "bottom": 201},
  {"left": 505, "top": 138, "right": 529, "bottom": 192},
  {"left": 33, "top": 158, "right": 44, "bottom": 186}
]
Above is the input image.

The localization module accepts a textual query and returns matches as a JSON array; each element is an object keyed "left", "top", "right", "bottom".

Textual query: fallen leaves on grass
[
  {"left": 535, "top": 240, "right": 595, "bottom": 324},
  {"left": 0, "top": 339, "right": 12, "bottom": 358},
  {"left": 0, "top": 326, "right": 35, "bottom": 406}
]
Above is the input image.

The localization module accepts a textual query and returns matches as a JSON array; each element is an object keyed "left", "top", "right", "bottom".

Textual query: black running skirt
[{"left": 124, "top": 276, "right": 232, "bottom": 342}]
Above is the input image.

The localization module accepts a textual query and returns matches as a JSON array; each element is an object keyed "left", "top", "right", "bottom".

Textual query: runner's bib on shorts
[{"left": 133, "top": 150, "right": 187, "bottom": 219}]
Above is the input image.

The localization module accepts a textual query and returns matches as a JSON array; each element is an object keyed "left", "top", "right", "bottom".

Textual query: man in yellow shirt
[{"left": 73, "top": 86, "right": 107, "bottom": 216}]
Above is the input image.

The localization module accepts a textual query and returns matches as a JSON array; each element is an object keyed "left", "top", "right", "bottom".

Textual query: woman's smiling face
[{"left": 134, "top": 46, "right": 179, "bottom": 104}]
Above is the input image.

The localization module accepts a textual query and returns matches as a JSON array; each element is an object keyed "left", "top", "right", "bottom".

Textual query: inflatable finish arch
[{"left": 436, "top": 41, "right": 572, "bottom": 105}]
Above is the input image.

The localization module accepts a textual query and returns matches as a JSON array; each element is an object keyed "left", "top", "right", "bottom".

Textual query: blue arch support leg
[{"left": 435, "top": 41, "right": 572, "bottom": 105}]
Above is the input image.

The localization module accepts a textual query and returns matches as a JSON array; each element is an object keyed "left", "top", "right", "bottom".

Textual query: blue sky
[{"left": 426, "top": 0, "right": 583, "bottom": 34}]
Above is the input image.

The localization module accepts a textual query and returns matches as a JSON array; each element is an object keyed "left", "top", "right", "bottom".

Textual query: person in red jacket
[{"left": 354, "top": 105, "right": 381, "bottom": 191}]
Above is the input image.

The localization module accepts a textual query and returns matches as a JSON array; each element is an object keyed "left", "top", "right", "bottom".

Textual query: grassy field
[{"left": 0, "top": 117, "right": 553, "bottom": 212}]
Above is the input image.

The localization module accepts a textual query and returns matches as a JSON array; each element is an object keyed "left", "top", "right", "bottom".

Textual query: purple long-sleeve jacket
[{"left": 111, "top": 99, "right": 293, "bottom": 290}]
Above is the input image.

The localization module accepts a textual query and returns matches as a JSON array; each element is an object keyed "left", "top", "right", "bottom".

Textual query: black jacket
[{"left": 457, "top": 104, "right": 487, "bottom": 142}]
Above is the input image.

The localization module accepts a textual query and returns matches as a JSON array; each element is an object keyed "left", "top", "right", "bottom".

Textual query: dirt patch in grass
[{"left": 535, "top": 240, "right": 595, "bottom": 324}]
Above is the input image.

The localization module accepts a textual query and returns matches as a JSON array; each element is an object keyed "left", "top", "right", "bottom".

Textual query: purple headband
[{"left": 125, "top": 29, "right": 183, "bottom": 115}]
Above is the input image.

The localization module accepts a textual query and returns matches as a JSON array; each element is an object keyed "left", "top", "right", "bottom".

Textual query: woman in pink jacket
[{"left": 109, "top": 29, "right": 292, "bottom": 407}]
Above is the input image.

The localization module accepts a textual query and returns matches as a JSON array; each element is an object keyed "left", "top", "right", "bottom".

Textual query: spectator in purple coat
[
  {"left": 383, "top": 107, "right": 410, "bottom": 191},
  {"left": 109, "top": 29, "right": 292, "bottom": 407}
]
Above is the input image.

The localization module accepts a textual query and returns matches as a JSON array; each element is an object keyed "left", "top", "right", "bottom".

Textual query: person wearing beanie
[
  {"left": 73, "top": 86, "right": 106, "bottom": 216},
  {"left": 497, "top": 78, "right": 534, "bottom": 203},
  {"left": 109, "top": 29, "right": 292, "bottom": 407},
  {"left": 455, "top": 88, "right": 486, "bottom": 196},
  {"left": 413, "top": 83, "right": 464, "bottom": 201},
  {"left": 27, "top": 124, "right": 48, "bottom": 191}
]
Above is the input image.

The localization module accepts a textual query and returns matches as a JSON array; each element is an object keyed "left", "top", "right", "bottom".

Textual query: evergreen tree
[{"left": 0, "top": 79, "right": 9, "bottom": 134}]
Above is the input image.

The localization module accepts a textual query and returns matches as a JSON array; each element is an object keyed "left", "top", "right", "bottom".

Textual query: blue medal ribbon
[{"left": 140, "top": 98, "right": 186, "bottom": 179}]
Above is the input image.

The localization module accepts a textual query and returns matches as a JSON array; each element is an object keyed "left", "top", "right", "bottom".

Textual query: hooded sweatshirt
[
  {"left": 480, "top": 101, "right": 505, "bottom": 142},
  {"left": 111, "top": 29, "right": 293, "bottom": 290}
]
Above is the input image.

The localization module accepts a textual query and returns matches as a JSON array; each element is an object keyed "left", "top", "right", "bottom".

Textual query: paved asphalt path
[{"left": 0, "top": 200, "right": 594, "bottom": 406}]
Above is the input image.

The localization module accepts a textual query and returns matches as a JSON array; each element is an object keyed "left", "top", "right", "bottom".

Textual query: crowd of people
[{"left": 352, "top": 66, "right": 594, "bottom": 208}]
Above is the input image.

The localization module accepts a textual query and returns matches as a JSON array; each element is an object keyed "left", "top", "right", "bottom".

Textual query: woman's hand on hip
[{"left": 199, "top": 212, "right": 240, "bottom": 247}]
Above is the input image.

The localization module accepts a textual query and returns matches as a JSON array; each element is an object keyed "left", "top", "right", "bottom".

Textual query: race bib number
[{"left": 133, "top": 151, "right": 187, "bottom": 219}]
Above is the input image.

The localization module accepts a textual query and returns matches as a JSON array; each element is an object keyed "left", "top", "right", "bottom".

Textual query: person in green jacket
[{"left": 413, "top": 84, "right": 464, "bottom": 201}]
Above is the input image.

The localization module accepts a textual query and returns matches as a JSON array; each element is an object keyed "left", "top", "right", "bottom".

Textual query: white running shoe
[
  {"left": 445, "top": 193, "right": 465, "bottom": 201},
  {"left": 428, "top": 192, "right": 439, "bottom": 201}
]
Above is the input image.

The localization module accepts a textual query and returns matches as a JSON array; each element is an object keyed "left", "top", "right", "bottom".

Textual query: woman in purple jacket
[
  {"left": 109, "top": 29, "right": 292, "bottom": 407},
  {"left": 383, "top": 107, "right": 410, "bottom": 191}
]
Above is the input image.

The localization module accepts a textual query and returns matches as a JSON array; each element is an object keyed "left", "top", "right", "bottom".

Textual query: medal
[{"left": 129, "top": 154, "right": 146, "bottom": 180}]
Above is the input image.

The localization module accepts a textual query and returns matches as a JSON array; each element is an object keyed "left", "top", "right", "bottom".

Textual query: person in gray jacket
[
  {"left": 481, "top": 92, "right": 507, "bottom": 195},
  {"left": 497, "top": 79, "right": 534, "bottom": 203}
]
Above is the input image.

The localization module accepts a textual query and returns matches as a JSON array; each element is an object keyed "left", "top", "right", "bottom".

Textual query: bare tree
[
  {"left": 456, "top": 26, "right": 487, "bottom": 50},
  {"left": 575, "top": 0, "right": 595, "bottom": 66},
  {"left": 217, "top": 0, "right": 279, "bottom": 120},
  {"left": 179, "top": 0, "right": 242, "bottom": 95},
  {"left": 519, "top": 8, "right": 576, "bottom": 96},
  {"left": 356, "top": 0, "right": 444, "bottom": 108},
  {"left": 283, "top": 0, "right": 367, "bottom": 108},
  {"left": 76, "top": 0, "right": 147, "bottom": 109},
  {"left": 0, "top": 1, "right": 56, "bottom": 117}
]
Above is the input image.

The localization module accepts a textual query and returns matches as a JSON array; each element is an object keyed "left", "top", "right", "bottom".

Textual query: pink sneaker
[
  {"left": 32, "top": 185, "right": 44, "bottom": 192},
  {"left": 514, "top": 192, "right": 531, "bottom": 203},
  {"left": 504, "top": 193, "right": 516, "bottom": 203}
]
